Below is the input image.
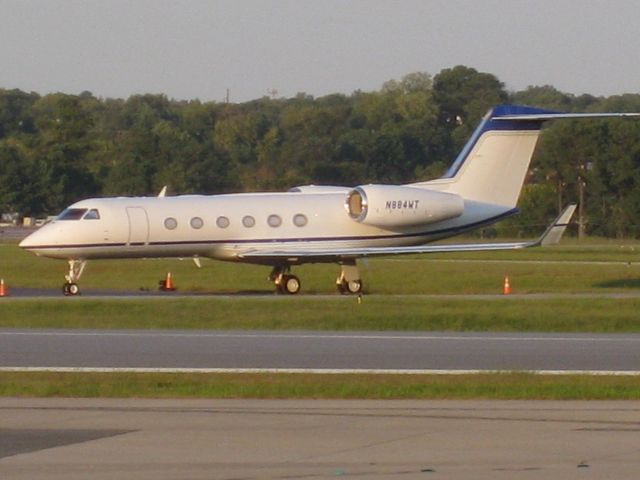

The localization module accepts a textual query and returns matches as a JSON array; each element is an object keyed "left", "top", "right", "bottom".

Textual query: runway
[
  {"left": 1, "top": 398, "right": 639, "bottom": 479},
  {"left": 8, "top": 285, "right": 640, "bottom": 300},
  {"left": 2, "top": 329, "right": 640, "bottom": 373}
]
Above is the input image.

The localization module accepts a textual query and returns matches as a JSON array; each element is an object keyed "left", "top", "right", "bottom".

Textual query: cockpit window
[
  {"left": 83, "top": 209, "right": 100, "bottom": 220},
  {"left": 58, "top": 208, "right": 88, "bottom": 221}
]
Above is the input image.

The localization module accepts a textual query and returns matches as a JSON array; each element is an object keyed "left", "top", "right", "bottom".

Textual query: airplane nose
[
  {"left": 19, "top": 232, "right": 36, "bottom": 249},
  {"left": 19, "top": 226, "right": 50, "bottom": 250}
]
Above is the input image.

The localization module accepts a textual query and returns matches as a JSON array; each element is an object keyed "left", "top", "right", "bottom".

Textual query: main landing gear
[
  {"left": 63, "top": 259, "right": 86, "bottom": 296},
  {"left": 269, "top": 266, "right": 301, "bottom": 294},
  {"left": 335, "top": 261, "right": 363, "bottom": 295},
  {"left": 269, "top": 261, "right": 364, "bottom": 295}
]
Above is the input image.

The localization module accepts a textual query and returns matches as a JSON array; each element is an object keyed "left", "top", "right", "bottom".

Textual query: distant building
[{"left": 0, "top": 212, "right": 19, "bottom": 226}]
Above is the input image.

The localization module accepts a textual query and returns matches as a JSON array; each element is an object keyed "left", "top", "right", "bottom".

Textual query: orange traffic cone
[
  {"left": 503, "top": 275, "right": 511, "bottom": 295},
  {"left": 159, "top": 272, "right": 175, "bottom": 291},
  {"left": 0, "top": 279, "right": 7, "bottom": 297}
]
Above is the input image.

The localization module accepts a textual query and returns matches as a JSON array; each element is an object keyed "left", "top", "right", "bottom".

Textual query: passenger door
[{"left": 126, "top": 207, "right": 149, "bottom": 246}]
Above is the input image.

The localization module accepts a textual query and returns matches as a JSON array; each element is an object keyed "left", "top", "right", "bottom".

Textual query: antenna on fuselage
[{"left": 158, "top": 186, "right": 167, "bottom": 198}]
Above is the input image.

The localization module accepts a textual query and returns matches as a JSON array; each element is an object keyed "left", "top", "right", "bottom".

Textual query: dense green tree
[
  {"left": 0, "top": 141, "right": 41, "bottom": 213},
  {"left": 30, "top": 94, "right": 99, "bottom": 209},
  {"left": 510, "top": 85, "right": 575, "bottom": 111},
  {"left": 433, "top": 65, "right": 508, "bottom": 160},
  {"left": 0, "top": 89, "right": 39, "bottom": 138}
]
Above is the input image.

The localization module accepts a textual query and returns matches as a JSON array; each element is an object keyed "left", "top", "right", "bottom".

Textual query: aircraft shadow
[{"left": 595, "top": 278, "right": 640, "bottom": 289}]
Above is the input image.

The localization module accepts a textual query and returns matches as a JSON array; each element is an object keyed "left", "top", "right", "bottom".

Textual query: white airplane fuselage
[{"left": 21, "top": 190, "right": 511, "bottom": 265}]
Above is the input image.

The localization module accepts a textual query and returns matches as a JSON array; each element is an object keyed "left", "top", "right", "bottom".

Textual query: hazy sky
[{"left": 1, "top": 0, "right": 639, "bottom": 102}]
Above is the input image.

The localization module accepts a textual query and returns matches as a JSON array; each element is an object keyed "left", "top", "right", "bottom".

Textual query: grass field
[
  {"left": 1, "top": 372, "right": 639, "bottom": 400},
  {"left": 2, "top": 296, "right": 640, "bottom": 332},
  {"left": 3, "top": 240, "right": 640, "bottom": 295}
]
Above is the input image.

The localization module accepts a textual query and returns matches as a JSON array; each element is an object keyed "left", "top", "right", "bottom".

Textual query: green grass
[
  {"left": 1, "top": 371, "right": 639, "bottom": 399},
  {"left": 3, "top": 241, "right": 640, "bottom": 295},
  {"left": 2, "top": 296, "right": 640, "bottom": 332}
]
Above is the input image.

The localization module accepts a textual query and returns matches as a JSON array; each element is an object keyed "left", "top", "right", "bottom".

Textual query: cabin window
[
  {"left": 83, "top": 209, "right": 100, "bottom": 220},
  {"left": 267, "top": 214, "right": 282, "bottom": 228},
  {"left": 216, "top": 216, "right": 230, "bottom": 229},
  {"left": 190, "top": 217, "right": 204, "bottom": 229},
  {"left": 293, "top": 213, "right": 308, "bottom": 227},
  {"left": 164, "top": 217, "right": 178, "bottom": 230},
  {"left": 242, "top": 215, "right": 255, "bottom": 228},
  {"left": 58, "top": 208, "right": 88, "bottom": 221}
]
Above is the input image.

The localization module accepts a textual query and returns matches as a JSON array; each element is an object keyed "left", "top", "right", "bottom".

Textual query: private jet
[{"left": 20, "top": 104, "right": 638, "bottom": 295}]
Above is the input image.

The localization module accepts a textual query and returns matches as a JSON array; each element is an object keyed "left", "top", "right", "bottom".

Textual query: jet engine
[{"left": 345, "top": 184, "right": 464, "bottom": 228}]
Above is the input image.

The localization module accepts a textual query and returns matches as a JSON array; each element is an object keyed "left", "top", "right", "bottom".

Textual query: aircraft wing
[{"left": 238, "top": 204, "right": 577, "bottom": 262}]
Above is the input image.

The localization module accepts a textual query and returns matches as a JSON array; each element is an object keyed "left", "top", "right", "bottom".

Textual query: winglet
[{"left": 533, "top": 204, "right": 577, "bottom": 247}]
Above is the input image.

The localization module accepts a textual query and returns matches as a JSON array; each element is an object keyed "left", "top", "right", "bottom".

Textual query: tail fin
[
  {"left": 412, "top": 105, "right": 639, "bottom": 209},
  {"left": 421, "top": 105, "right": 555, "bottom": 208}
]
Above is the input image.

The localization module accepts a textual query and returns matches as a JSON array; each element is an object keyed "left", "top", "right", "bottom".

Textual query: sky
[{"left": 1, "top": 0, "right": 639, "bottom": 103}]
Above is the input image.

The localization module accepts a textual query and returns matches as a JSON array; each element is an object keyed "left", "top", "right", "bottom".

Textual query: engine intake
[{"left": 345, "top": 185, "right": 463, "bottom": 228}]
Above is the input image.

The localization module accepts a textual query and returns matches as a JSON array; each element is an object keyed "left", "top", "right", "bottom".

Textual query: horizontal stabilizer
[{"left": 497, "top": 112, "right": 640, "bottom": 121}]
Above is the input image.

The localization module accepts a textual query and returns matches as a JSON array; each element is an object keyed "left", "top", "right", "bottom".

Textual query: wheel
[
  {"left": 337, "top": 278, "right": 362, "bottom": 294},
  {"left": 346, "top": 279, "right": 362, "bottom": 294},
  {"left": 283, "top": 275, "right": 301, "bottom": 294},
  {"left": 63, "top": 282, "right": 80, "bottom": 296}
]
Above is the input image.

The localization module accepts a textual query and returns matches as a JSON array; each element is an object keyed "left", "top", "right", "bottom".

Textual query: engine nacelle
[{"left": 345, "top": 184, "right": 464, "bottom": 228}]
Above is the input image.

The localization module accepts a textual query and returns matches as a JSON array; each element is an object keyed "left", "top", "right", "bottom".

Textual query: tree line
[{"left": 2, "top": 65, "right": 640, "bottom": 238}]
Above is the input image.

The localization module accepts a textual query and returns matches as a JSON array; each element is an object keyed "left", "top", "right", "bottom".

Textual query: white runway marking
[{"left": 1, "top": 366, "right": 640, "bottom": 375}]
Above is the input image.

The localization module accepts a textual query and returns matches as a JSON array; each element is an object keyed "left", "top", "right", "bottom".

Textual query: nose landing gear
[{"left": 63, "top": 259, "right": 86, "bottom": 296}]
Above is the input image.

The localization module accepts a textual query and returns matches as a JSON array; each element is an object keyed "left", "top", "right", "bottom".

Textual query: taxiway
[{"left": 1, "top": 398, "right": 639, "bottom": 479}]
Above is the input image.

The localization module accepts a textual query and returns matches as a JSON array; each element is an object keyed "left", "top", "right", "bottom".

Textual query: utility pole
[
  {"left": 578, "top": 173, "right": 585, "bottom": 240},
  {"left": 576, "top": 160, "right": 591, "bottom": 240}
]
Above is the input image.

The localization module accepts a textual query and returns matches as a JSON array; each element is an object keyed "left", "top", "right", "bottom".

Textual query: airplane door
[{"left": 126, "top": 207, "right": 149, "bottom": 246}]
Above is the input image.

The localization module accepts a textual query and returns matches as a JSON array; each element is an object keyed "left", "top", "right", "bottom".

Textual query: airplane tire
[
  {"left": 283, "top": 275, "right": 301, "bottom": 294},
  {"left": 63, "top": 282, "right": 80, "bottom": 296},
  {"left": 346, "top": 279, "right": 362, "bottom": 294},
  {"left": 337, "top": 279, "right": 362, "bottom": 295}
]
